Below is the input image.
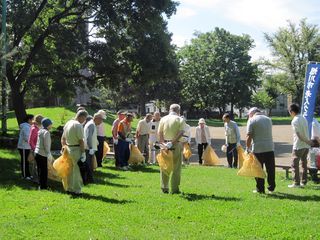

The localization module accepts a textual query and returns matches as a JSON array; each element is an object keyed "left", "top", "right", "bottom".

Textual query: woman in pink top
[{"left": 28, "top": 115, "right": 43, "bottom": 180}]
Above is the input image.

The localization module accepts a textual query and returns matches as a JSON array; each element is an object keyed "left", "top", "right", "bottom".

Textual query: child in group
[{"left": 34, "top": 118, "right": 54, "bottom": 190}]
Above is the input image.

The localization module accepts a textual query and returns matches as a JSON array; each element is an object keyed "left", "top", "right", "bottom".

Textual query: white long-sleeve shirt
[{"left": 195, "top": 125, "right": 211, "bottom": 145}]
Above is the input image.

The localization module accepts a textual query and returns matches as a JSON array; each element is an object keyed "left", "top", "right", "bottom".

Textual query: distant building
[{"left": 145, "top": 100, "right": 167, "bottom": 113}]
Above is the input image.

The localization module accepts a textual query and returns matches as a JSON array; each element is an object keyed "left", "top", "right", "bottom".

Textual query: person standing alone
[
  {"left": 195, "top": 118, "right": 211, "bottom": 165},
  {"left": 288, "top": 103, "right": 312, "bottom": 188}
]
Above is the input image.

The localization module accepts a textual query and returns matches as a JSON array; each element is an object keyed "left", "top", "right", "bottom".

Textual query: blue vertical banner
[{"left": 301, "top": 62, "right": 320, "bottom": 133}]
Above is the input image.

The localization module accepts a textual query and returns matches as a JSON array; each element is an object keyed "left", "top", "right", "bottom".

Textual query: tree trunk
[
  {"left": 139, "top": 99, "right": 146, "bottom": 116},
  {"left": 11, "top": 85, "right": 27, "bottom": 125}
]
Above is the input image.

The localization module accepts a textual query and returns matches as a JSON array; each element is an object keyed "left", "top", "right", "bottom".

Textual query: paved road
[{"left": 188, "top": 125, "right": 293, "bottom": 166}]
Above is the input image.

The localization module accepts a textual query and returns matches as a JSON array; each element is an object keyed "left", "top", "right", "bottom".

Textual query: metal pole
[{"left": 1, "top": 0, "right": 7, "bottom": 135}]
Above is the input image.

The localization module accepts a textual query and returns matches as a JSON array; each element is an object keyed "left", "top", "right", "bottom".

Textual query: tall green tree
[
  {"left": 89, "top": 0, "right": 179, "bottom": 115},
  {"left": 265, "top": 19, "right": 320, "bottom": 103},
  {"left": 179, "top": 28, "right": 259, "bottom": 115},
  {"left": 2, "top": 0, "right": 90, "bottom": 124}
]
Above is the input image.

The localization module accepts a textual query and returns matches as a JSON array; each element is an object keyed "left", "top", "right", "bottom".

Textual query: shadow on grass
[
  {"left": 0, "top": 156, "right": 133, "bottom": 204},
  {"left": 268, "top": 192, "right": 320, "bottom": 202},
  {"left": 181, "top": 193, "right": 241, "bottom": 202},
  {"left": 69, "top": 192, "right": 134, "bottom": 204},
  {"left": 105, "top": 165, "right": 160, "bottom": 173}
]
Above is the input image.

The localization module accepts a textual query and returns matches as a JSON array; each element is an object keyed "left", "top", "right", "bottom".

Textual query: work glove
[
  {"left": 80, "top": 152, "right": 86, "bottom": 162},
  {"left": 245, "top": 147, "right": 251, "bottom": 154},
  {"left": 236, "top": 142, "right": 241, "bottom": 147},
  {"left": 113, "top": 139, "right": 118, "bottom": 145},
  {"left": 89, "top": 149, "right": 95, "bottom": 155},
  {"left": 165, "top": 142, "right": 173, "bottom": 149},
  {"left": 47, "top": 153, "right": 54, "bottom": 163},
  {"left": 125, "top": 138, "right": 132, "bottom": 143}
]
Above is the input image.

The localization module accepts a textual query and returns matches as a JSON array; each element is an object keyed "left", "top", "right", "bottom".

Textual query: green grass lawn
[
  {"left": 5, "top": 107, "right": 293, "bottom": 135},
  {"left": 1, "top": 148, "right": 320, "bottom": 239},
  {"left": 6, "top": 107, "right": 140, "bottom": 137}
]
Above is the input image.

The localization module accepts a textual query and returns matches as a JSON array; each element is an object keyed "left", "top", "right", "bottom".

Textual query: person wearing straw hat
[
  {"left": 222, "top": 113, "right": 240, "bottom": 168},
  {"left": 195, "top": 118, "right": 211, "bottom": 165}
]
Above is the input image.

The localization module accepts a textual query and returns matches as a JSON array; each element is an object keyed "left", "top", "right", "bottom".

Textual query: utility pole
[{"left": 1, "top": 0, "right": 7, "bottom": 135}]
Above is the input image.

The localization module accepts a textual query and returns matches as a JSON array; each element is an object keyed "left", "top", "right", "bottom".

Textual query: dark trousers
[
  {"left": 114, "top": 143, "right": 120, "bottom": 167},
  {"left": 227, "top": 143, "right": 238, "bottom": 168},
  {"left": 254, "top": 151, "right": 276, "bottom": 193},
  {"left": 198, "top": 143, "right": 208, "bottom": 164},
  {"left": 118, "top": 139, "right": 130, "bottom": 167},
  {"left": 83, "top": 151, "right": 94, "bottom": 184},
  {"left": 19, "top": 149, "right": 31, "bottom": 178},
  {"left": 309, "top": 168, "right": 319, "bottom": 183},
  {"left": 95, "top": 136, "right": 105, "bottom": 167},
  {"left": 35, "top": 154, "right": 48, "bottom": 189}
]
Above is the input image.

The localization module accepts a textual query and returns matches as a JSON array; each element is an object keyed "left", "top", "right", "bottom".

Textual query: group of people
[
  {"left": 17, "top": 114, "right": 53, "bottom": 190},
  {"left": 17, "top": 102, "right": 317, "bottom": 195},
  {"left": 245, "top": 103, "right": 317, "bottom": 194}
]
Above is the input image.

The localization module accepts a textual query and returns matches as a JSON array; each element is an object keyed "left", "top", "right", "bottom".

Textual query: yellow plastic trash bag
[
  {"left": 157, "top": 149, "right": 174, "bottom": 176},
  {"left": 237, "top": 152, "right": 266, "bottom": 178},
  {"left": 183, "top": 143, "right": 192, "bottom": 160},
  {"left": 103, "top": 141, "right": 110, "bottom": 159},
  {"left": 53, "top": 148, "right": 73, "bottom": 178},
  {"left": 48, "top": 159, "right": 61, "bottom": 182},
  {"left": 237, "top": 146, "right": 246, "bottom": 169},
  {"left": 202, "top": 145, "right": 220, "bottom": 166},
  {"left": 128, "top": 145, "right": 145, "bottom": 164}
]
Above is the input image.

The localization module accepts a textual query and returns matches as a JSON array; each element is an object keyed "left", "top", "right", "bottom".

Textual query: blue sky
[{"left": 167, "top": 0, "right": 320, "bottom": 60}]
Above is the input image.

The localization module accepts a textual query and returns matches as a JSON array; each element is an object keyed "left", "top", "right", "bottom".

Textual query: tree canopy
[
  {"left": 1, "top": 0, "right": 179, "bottom": 125},
  {"left": 178, "top": 28, "right": 259, "bottom": 115},
  {"left": 265, "top": 19, "right": 320, "bottom": 103}
]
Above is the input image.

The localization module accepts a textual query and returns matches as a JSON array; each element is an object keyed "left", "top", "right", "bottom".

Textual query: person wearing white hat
[
  {"left": 83, "top": 113, "right": 103, "bottom": 183},
  {"left": 195, "top": 118, "right": 211, "bottom": 165},
  {"left": 95, "top": 109, "right": 107, "bottom": 167},
  {"left": 136, "top": 113, "right": 153, "bottom": 164}
]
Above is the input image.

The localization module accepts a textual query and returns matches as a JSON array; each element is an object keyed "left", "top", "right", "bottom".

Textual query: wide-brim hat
[{"left": 198, "top": 118, "right": 206, "bottom": 124}]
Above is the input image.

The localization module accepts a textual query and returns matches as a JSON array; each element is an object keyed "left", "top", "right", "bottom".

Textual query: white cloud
[
  {"left": 180, "top": 0, "right": 222, "bottom": 8},
  {"left": 219, "top": 0, "right": 304, "bottom": 30},
  {"left": 174, "top": 7, "right": 197, "bottom": 19},
  {"left": 171, "top": 34, "right": 190, "bottom": 47}
]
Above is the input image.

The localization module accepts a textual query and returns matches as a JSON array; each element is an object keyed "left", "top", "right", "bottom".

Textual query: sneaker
[
  {"left": 267, "top": 190, "right": 274, "bottom": 194},
  {"left": 25, "top": 177, "right": 32, "bottom": 180},
  {"left": 288, "top": 184, "right": 301, "bottom": 188},
  {"left": 252, "top": 190, "right": 265, "bottom": 194}
]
